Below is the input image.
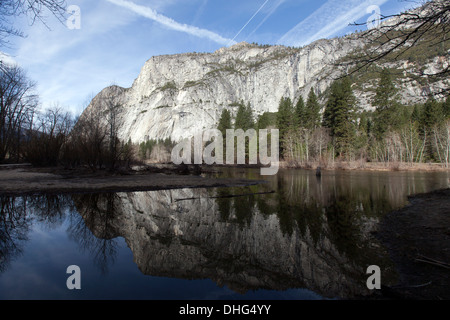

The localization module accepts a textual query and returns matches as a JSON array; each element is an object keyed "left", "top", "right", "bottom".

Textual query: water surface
[{"left": 0, "top": 168, "right": 449, "bottom": 299}]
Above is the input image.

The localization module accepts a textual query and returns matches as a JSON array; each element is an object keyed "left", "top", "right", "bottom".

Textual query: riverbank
[
  {"left": 279, "top": 161, "right": 450, "bottom": 172},
  {"left": 374, "top": 188, "right": 450, "bottom": 300},
  {"left": 0, "top": 166, "right": 263, "bottom": 196},
  {"left": 1, "top": 162, "right": 449, "bottom": 196}
]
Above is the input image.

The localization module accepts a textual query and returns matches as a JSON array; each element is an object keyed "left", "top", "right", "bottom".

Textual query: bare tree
[
  {"left": 433, "top": 119, "right": 450, "bottom": 167},
  {"left": 69, "top": 107, "right": 107, "bottom": 171},
  {"left": 103, "top": 93, "right": 121, "bottom": 170},
  {"left": 342, "top": 0, "right": 449, "bottom": 87},
  {"left": 312, "top": 127, "right": 332, "bottom": 164},
  {"left": 400, "top": 120, "right": 427, "bottom": 163},
  {"left": 62, "top": 85, "right": 136, "bottom": 171},
  {"left": 97, "top": 85, "right": 133, "bottom": 170},
  {"left": 25, "top": 104, "right": 74, "bottom": 165},
  {"left": 0, "top": 64, "right": 38, "bottom": 162},
  {"left": 0, "top": 0, "right": 66, "bottom": 48}
]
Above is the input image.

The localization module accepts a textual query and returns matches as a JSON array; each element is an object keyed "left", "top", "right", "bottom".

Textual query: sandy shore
[{"left": 0, "top": 167, "right": 263, "bottom": 196}]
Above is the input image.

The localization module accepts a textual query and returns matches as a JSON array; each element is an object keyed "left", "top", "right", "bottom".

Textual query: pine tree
[
  {"left": 294, "top": 96, "right": 305, "bottom": 127},
  {"left": 235, "top": 102, "right": 254, "bottom": 130},
  {"left": 304, "top": 88, "right": 321, "bottom": 130},
  {"left": 277, "top": 97, "right": 295, "bottom": 156},
  {"left": 217, "top": 109, "right": 232, "bottom": 137},
  {"left": 323, "top": 77, "right": 357, "bottom": 157},
  {"left": 233, "top": 102, "right": 255, "bottom": 164},
  {"left": 277, "top": 97, "right": 294, "bottom": 138},
  {"left": 399, "top": 106, "right": 411, "bottom": 127},
  {"left": 420, "top": 97, "right": 444, "bottom": 161},
  {"left": 245, "top": 102, "right": 255, "bottom": 129},
  {"left": 443, "top": 95, "right": 450, "bottom": 119},
  {"left": 257, "top": 112, "right": 276, "bottom": 130},
  {"left": 411, "top": 104, "right": 422, "bottom": 123},
  {"left": 421, "top": 97, "right": 443, "bottom": 130},
  {"left": 373, "top": 68, "right": 400, "bottom": 140},
  {"left": 356, "top": 112, "right": 369, "bottom": 151},
  {"left": 359, "top": 112, "right": 368, "bottom": 134}
]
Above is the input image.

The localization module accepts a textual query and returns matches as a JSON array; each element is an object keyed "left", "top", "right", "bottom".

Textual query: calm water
[{"left": 0, "top": 168, "right": 449, "bottom": 300}]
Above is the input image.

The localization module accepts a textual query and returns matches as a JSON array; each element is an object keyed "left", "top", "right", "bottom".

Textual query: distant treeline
[
  {"left": 217, "top": 69, "right": 450, "bottom": 168},
  {"left": 2, "top": 63, "right": 449, "bottom": 170}
]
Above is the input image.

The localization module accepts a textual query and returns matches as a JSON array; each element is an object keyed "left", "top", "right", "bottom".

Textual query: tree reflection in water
[
  {"left": 0, "top": 169, "right": 448, "bottom": 298},
  {"left": 69, "top": 193, "right": 119, "bottom": 274},
  {"left": 0, "top": 196, "right": 30, "bottom": 273},
  {"left": 0, "top": 193, "right": 119, "bottom": 275}
]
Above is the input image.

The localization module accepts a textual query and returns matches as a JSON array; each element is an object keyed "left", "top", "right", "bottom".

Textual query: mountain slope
[{"left": 82, "top": 23, "right": 448, "bottom": 143}]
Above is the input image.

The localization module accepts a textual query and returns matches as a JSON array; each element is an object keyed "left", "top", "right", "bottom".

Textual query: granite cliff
[{"left": 81, "top": 23, "right": 448, "bottom": 143}]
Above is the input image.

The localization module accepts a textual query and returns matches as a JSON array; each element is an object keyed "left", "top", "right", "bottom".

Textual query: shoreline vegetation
[
  {"left": 278, "top": 160, "right": 450, "bottom": 172},
  {"left": 0, "top": 160, "right": 449, "bottom": 197}
]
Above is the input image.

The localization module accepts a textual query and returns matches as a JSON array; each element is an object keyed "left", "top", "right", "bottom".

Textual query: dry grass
[{"left": 279, "top": 161, "right": 450, "bottom": 172}]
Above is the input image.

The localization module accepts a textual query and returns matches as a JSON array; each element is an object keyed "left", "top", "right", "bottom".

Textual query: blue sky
[{"left": 2, "top": 0, "right": 418, "bottom": 115}]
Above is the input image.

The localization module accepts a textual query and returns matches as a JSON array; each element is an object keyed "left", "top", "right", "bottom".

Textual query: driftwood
[
  {"left": 390, "top": 281, "right": 433, "bottom": 289},
  {"left": 415, "top": 255, "right": 450, "bottom": 270}
]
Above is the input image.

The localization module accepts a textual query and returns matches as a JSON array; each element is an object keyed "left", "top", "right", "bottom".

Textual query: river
[{"left": 0, "top": 168, "right": 449, "bottom": 299}]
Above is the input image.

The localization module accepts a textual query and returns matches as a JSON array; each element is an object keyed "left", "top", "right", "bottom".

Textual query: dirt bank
[
  {"left": 0, "top": 166, "right": 264, "bottom": 196},
  {"left": 279, "top": 161, "right": 450, "bottom": 172},
  {"left": 375, "top": 188, "right": 450, "bottom": 300}
]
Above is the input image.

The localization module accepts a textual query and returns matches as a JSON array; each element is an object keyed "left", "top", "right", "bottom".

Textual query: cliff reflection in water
[
  {"left": 1, "top": 169, "right": 448, "bottom": 299},
  {"left": 69, "top": 169, "right": 427, "bottom": 299}
]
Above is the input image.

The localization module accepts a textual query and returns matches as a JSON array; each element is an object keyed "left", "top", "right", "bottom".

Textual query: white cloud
[
  {"left": 14, "top": 0, "right": 137, "bottom": 65},
  {"left": 8, "top": 0, "right": 143, "bottom": 113},
  {"left": 278, "top": 0, "right": 389, "bottom": 47},
  {"left": 105, "top": 0, "right": 235, "bottom": 46}
]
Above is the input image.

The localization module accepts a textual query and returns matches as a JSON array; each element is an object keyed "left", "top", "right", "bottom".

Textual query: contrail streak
[
  {"left": 105, "top": 0, "right": 235, "bottom": 46},
  {"left": 228, "top": 0, "right": 270, "bottom": 45}
]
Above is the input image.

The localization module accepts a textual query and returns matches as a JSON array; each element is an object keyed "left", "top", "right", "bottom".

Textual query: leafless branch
[{"left": 337, "top": 0, "right": 449, "bottom": 83}]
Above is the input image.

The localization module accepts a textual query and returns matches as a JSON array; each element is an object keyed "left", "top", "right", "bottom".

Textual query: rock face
[
  {"left": 73, "top": 188, "right": 376, "bottom": 298},
  {"left": 71, "top": 168, "right": 406, "bottom": 299},
  {"left": 84, "top": 38, "right": 366, "bottom": 143},
  {"left": 82, "top": 32, "right": 447, "bottom": 143}
]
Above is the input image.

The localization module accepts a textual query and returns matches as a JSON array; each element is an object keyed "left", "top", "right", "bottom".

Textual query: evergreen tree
[
  {"left": 245, "top": 102, "right": 255, "bottom": 129},
  {"left": 217, "top": 109, "right": 232, "bottom": 137},
  {"left": 233, "top": 102, "right": 255, "bottom": 164},
  {"left": 411, "top": 104, "right": 422, "bottom": 123},
  {"left": 304, "top": 88, "right": 321, "bottom": 130},
  {"left": 235, "top": 102, "right": 254, "bottom": 130},
  {"left": 443, "top": 95, "right": 450, "bottom": 119},
  {"left": 359, "top": 112, "right": 368, "bottom": 134},
  {"left": 399, "top": 106, "right": 411, "bottom": 127},
  {"left": 421, "top": 97, "right": 443, "bottom": 130},
  {"left": 372, "top": 69, "right": 400, "bottom": 140},
  {"left": 257, "top": 112, "right": 276, "bottom": 130},
  {"left": 420, "top": 97, "right": 444, "bottom": 161},
  {"left": 277, "top": 97, "right": 294, "bottom": 138},
  {"left": 294, "top": 96, "right": 305, "bottom": 127},
  {"left": 323, "top": 77, "right": 357, "bottom": 157},
  {"left": 277, "top": 97, "right": 295, "bottom": 155},
  {"left": 366, "top": 114, "right": 373, "bottom": 137}
]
